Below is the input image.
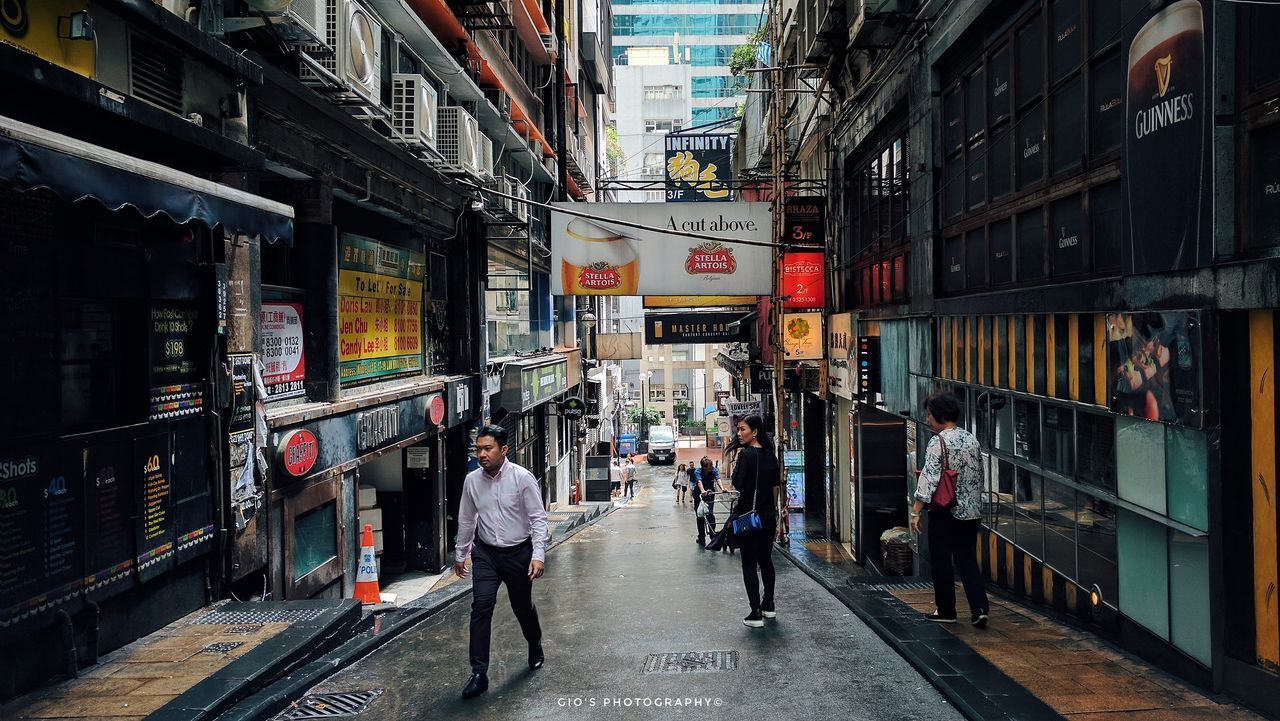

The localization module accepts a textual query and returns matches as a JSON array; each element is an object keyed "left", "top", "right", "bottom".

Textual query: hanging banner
[
  {"left": 260, "top": 302, "right": 306, "bottom": 399},
  {"left": 665, "top": 134, "right": 734, "bottom": 202},
  {"left": 781, "top": 312, "right": 824, "bottom": 360},
  {"left": 338, "top": 234, "right": 424, "bottom": 383},
  {"left": 643, "top": 295, "right": 757, "bottom": 308},
  {"left": 1123, "top": 0, "right": 1211, "bottom": 275},
  {"left": 551, "top": 203, "right": 772, "bottom": 295},
  {"left": 782, "top": 252, "right": 825, "bottom": 308}
]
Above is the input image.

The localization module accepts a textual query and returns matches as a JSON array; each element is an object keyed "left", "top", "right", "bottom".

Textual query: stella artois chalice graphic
[{"left": 560, "top": 218, "right": 640, "bottom": 295}]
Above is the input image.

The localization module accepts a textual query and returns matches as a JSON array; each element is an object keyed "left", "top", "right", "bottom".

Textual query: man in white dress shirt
[{"left": 453, "top": 425, "right": 548, "bottom": 699}]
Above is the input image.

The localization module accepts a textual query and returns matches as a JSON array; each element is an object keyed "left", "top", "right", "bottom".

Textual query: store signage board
[
  {"left": 781, "top": 313, "right": 824, "bottom": 360},
  {"left": 782, "top": 252, "right": 825, "bottom": 309},
  {"left": 520, "top": 361, "right": 568, "bottom": 411},
  {"left": 551, "top": 203, "right": 772, "bottom": 296},
  {"left": 665, "top": 133, "right": 734, "bottom": 202},
  {"left": 0, "top": 1, "right": 95, "bottom": 78},
  {"left": 261, "top": 302, "right": 306, "bottom": 399},
  {"left": 277, "top": 429, "right": 320, "bottom": 477},
  {"left": 561, "top": 397, "right": 587, "bottom": 421},
  {"left": 338, "top": 233, "right": 424, "bottom": 384},
  {"left": 726, "top": 400, "right": 762, "bottom": 420},
  {"left": 427, "top": 392, "right": 446, "bottom": 426},
  {"left": 356, "top": 406, "right": 401, "bottom": 452},
  {"left": 828, "top": 313, "right": 854, "bottom": 400},
  {"left": 857, "top": 336, "right": 881, "bottom": 400},
  {"left": 447, "top": 376, "right": 477, "bottom": 427},
  {"left": 644, "top": 311, "right": 752, "bottom": 345},
  {"left": 784, "top": 196, "right": 826, "bottom": 246}
]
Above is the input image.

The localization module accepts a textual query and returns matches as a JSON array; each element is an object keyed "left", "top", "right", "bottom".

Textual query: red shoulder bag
[{"left": 929, "top": 434, "right": 959, "bottom": 510}]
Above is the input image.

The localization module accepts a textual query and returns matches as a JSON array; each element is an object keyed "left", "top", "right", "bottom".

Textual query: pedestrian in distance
[
  {"left": 453, "top": 425, "right": 548, "bottom": 699},
  {"left": 910, "top": 392, "right": 990, "bottom": 628},
  {"left": 610, "top": 456, "right": 622, "bottom": 498},
  {"left": 673, "top": 462, "right": 689, "bottom": 503},
  {"left": 692, "top": 456, "right": 722, "bottom": 545},
  {"left": 624, "top": 454, "right": 637, "bottom": 498},
  {"left": 728, "top": 415, "right": 781, "bottom": 628}
]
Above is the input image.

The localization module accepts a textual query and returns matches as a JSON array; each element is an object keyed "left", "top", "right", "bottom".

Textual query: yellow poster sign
[
  {"left": 643, "top": 295, "right": 758, "bottom": 308},
  {"left": 338, "top": 234, "right": 424, "bottom": 383},
  {"left": 0, "top": 0, "right": 96, "bottom": 79}
]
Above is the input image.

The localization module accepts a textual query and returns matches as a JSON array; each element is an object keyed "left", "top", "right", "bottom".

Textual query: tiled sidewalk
[{"left": 890, "top": 586, "right": 1263, "bottom": 721}]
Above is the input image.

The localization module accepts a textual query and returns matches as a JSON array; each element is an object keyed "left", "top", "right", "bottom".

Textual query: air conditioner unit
[
  {"left": 478, "top": 134, "right": 495, "bottom": 180},
  {"left": 484, "top": 88, "right": 511, "bottom": 118},
  {"left": 511, "top": 181, "right": 529, "bottom": 222},
  {"left": 284, "top": 0, "right": 326, "bottom": 44},
  {"left": 391, "top": 73, "right": 437, "bottom": 148},
  {"left": 300, "top": 0, "right": 381, "bottom": 107},
  {"left": 438, "top": 106, "right": 482, "bottom": 176},
  {"left": 540, "top": 33, "right": 556, "bottom": 59}
]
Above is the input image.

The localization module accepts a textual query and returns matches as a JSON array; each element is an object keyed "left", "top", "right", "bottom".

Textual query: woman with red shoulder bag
[{"left": 910, "top": 392, "right": 989, "bottom": 628}]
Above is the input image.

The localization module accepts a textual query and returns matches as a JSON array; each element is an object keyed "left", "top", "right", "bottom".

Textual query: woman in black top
[{"left": 729, "top": 415, "right": 782, "bottom": 628}]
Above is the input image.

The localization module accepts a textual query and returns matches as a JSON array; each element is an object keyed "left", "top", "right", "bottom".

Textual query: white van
[{"left": 647, "top": 425, "right": 676, "bottom": 464}]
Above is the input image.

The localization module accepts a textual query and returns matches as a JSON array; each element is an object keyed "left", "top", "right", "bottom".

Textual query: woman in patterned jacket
[{"left": 910, "top": 392, "right": 990, "bottom": 628}]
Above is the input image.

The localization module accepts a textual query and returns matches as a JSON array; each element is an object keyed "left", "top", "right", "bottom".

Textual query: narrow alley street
[{"left": 295, "top": 460, "right": 964, "bottom": 720}]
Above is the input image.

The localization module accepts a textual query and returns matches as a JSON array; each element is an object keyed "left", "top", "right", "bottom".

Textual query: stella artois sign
[
  {"left": 550, "top": 203, "right": 772, "bottom": 295},
  {"left": 686, "top": 242, "right": 737, "bottom": 276},
  {"left": 577, "top": 261, "right": 624, "bottom": 291}
]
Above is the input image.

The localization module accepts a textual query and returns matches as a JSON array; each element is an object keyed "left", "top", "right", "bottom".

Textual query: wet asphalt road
[{"left": 301, "top": 460, "right": 964, "bottom": 721}]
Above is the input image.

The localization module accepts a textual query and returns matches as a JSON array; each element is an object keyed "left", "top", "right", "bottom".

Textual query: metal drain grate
[
  {"left": 193, "top": 608, "right": 327, "bottom": 625},
  {"left": 643, "top": 651, "right": 738, "bottom": 673},
  {"left": 201, "top": 642, "right": 245, "bottom": 653},
  {"left": 866, "top": 582, "right": 934, "bottom": 591},
  {"left": 276, "top": 690, "right": 384, "bottom": 719},
  {"left": 223, "top": 624, "right": 264, "bottom": 634}
]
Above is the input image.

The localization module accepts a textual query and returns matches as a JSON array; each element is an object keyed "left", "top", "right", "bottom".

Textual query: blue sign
[
  {"left": 786, "top": 469, "right": 806, "bottom": 510},
  {"left": 617, "top": 434, "right": 637, "bottom": 455}
]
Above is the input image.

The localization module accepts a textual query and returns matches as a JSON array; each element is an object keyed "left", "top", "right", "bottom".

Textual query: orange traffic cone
[{"left": 353, "top": 523, "right": 381, "bottom": 604}]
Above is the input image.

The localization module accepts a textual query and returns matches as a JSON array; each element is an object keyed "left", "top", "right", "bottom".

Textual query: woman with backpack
[{"left": 910, "top": 392, "right": 988, "bottom": 628}]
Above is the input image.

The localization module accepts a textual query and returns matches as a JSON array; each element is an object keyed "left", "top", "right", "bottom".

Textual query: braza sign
[{"left": 356, "top": 406, "right": 400, "bottom": 451}]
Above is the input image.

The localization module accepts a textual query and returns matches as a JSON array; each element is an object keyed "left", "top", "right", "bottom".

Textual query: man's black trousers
[{"left": 469, "top": 538, "right": 541, "bottom": 674}]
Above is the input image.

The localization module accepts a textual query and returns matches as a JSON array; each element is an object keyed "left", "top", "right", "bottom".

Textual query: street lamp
[{"left": 640, "top": 370, "right": 653, "bottom": 447}]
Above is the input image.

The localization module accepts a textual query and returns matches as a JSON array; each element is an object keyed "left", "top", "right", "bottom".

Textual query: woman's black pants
[
  {"left": 926, "top": 508, "right": 989, "bottom": 618},
  {"left": 738, "top": 520, "right": 777, "bottom": 611}
]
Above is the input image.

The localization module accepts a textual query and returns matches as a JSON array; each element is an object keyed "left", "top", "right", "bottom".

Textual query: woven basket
[{"left": 882, "top": 539, "right": 915, "bottom": 576}]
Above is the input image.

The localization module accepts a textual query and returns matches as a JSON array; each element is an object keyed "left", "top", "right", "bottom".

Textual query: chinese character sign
[
  {"left": 338, "top": 234, "right": 424, "bottom": 384},
  {"left": 260, "top": 302, "right": 305, "bottom": 399},
  {"left": 665, "top": 134, "right": 734, "bottom": 202}
]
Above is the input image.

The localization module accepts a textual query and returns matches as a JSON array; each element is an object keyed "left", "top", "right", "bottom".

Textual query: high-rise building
[{"left": 609, "top": 0, "right": 761, "bottom": 201}]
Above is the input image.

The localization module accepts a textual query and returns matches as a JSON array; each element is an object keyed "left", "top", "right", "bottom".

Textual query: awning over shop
[{"left": 0, "top": 114, "right": 294, "bottom": 243}]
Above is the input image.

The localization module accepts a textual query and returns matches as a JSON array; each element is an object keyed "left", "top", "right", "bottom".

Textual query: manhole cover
[
  {"left": 643, "top": 651, "right": 737, "bottom": 673},
  {"left": 193, "top": 608, "right": 327, "bottom": 625},
  {"left": 276, "top": 690, "right": 385, "bottom": 719},
  {"left": 223, "top": 624, "right": 264, "bottom": 634},
  {"left": 201, "top": 642, "right": 245, "bottom": 653}
]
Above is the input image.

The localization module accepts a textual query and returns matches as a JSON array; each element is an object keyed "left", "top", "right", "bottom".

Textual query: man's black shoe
[
  {"left": 529, "top": 642, "right": 545, "bottom": 670},
  {"left": 461, "top": 673, "right": 488, "bottom": 699}
]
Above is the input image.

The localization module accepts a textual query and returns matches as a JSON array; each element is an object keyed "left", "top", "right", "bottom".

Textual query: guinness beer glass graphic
[
  {"left": 1125, "top": 0, "right": 1205, "bottom": 274},
  {"left": 559, "top": 218, "right": 640, "bottom": 295}
]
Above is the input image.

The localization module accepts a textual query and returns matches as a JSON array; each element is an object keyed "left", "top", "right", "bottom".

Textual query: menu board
[
  {"left": 0, "top": 444, "right": 83, "bottom": 626},
  {"left": 134, "top": 434, "right": 175, "bottom": 583},
  {"left": 148, "top": 303, "right": 204, "bottom": 420},
  {"left": 230, "top": 354, "right": 254, "bottom": 431},
  {"left": 84, "top": 439, "right": 135, "bottom": 600}
]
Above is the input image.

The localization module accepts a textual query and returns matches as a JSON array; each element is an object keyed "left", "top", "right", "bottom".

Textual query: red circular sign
[
  {"left": 428, "top": 394, "right": 446, "bottom": 426},
  {"left": 278, "top": 429, "right": 319, "bottom": 477}
]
